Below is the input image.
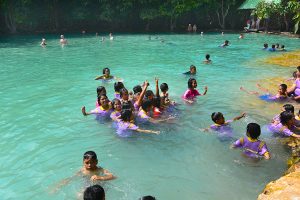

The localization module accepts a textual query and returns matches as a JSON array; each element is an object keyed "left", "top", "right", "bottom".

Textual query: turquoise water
[{"left": 0, "top": 33, "right": 299, "bottom": 200}]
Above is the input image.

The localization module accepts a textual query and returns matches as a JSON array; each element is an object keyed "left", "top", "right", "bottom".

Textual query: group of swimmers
[{"left": 262, "top": 43, "right": 286, "bottom": 51}]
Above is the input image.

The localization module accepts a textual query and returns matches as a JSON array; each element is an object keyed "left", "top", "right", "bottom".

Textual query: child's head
[
  {"left": 246, "top": 123, "right": 261, "bottom": 140},
  {"left": 160, "top": 83, "right": 169, "bottom": 93},
  {"left": 271, "top": 44, "right": 275, "bottom": 49},
  {"left": 282, "top": 104, "right": 294, "bottom": 114},
  {"left": 263, "top": 43, "right": 268, "bottom": 48},
  {"left": 145, "top": 90, "right": 154, "bottom": 100},
  {"left": 205, "top": 54, "right": 210, "bottom": 60},
  {"left": 224, "top": 40, "right": 229, "bottom": 45},
  {"left": 96, "top": 86, "right": 106, "bottom": 96},
  {"left": 211, "top": 112, "right": 225, "bottom": 125},
  {"left": 98, "top": 94, "right": 108, "bottom": 106},
  {"left": 133, "top": 85, "right": 142, "bottom": 94},
  {"left": 102, "top": 67, "right": 110, "bottom": 76},
  {"left": 120, "top": 88, "right": 129, "bottom": 100},
  {"left": 278, "top": 84, "right": 287, "bottom": 95},
  {"left": 112, "top": 98, "right": 122, "bottom": 111},
  {"left": 276, "top": 43, "right": 280, "bottom": 48},
  {"left": 84, "top": 184, "right": 105, "bottom": 200},
  {"left": 190, "top": 65, "right": 196, "bottom": 74},
  {"left": 280, "top": 111, "right": 294, "bottom": 126},
  {"left": 281, "top": 45, "right": 285, "bottom": 49},
  {"left": 114, "top": 82, "right": 124, "bottom": 93},
  {"left": 121, "top": 109, "right": 133, "bottom": 122},
  {"left": 83, "top": 151, "right": 98, "bottom": 171},
  {"left": 188, "top": 78, "right": 197, "bottom": 89},
  {"left": 141, "top": 99, "right": 153, "bottom": 112}
]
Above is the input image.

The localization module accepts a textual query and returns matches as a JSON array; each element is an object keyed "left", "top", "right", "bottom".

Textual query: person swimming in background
[
  {"left": 116, "top": 109, "right": 160, "bottom": 137},
  {"left": 183, "top": 78, "right": 208, "bottom": 104},
  {"left": 109, "top": 33, "right": 114, "bottom": 40},
  {"left": 81, "top": 94, "right": 112, "bottom": 117},
  {"left": 268, "top": 44, "right": 276, "bottom": 52},
  {"left": 183, "top": 65, "right": 196, "bottom": 75},
  {"left": 232, "top": 123, "right": 270, "bottom": 159},
  {"left": 110, "top": 98, "right": 122, "bottom": 121},
  {"left": 262, "top": 43, "right": 268, "bottom": 50},
  {"left": 114, "top": 82, "right": 125, "bottom": 99},
  {"left": 40, "top": 38, "right": 46, "bottom": 47},
  {"left": 275, "top": 43, "right": 280, "bottom": 49},
  {"left": 203, "top": 54, "right": 212, "bottom": 64},
  {"left": 279, "top": 45, "right": 286, "bottom": 51},
  {"left": 240, "top": 83, "right": 288, "bottom": 102},
  {"left": 95, "top": 67, "right": 114, "bottom": 80},
  {"left": 220, "top": 40, "right": 229, "bottom": 47},
  {"left": 238, "top": 33, "right": 244, "bottom": 39},
  {"left": 268, "top": 111, "right": 300, "bottom": 138},
  {"left": 59, "top": 34, "right": 67, "bottom": 45},
  {"left": 202, "top": 112, "right": 246, "bottom": 140}
]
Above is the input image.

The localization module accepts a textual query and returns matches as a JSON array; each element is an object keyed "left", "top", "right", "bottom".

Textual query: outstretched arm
[
  {"left": 155, "top": 78, "right": 160, "bottom": 97},
  {"left": 91, "top": 169, "right": 116, "bottom": 181},
  {"left": 202, "top": 86, "right": 208, "bottom": 95},
  {"left": 240, "top": 86, "right": 259, "bottom": 95},
  {"left": 256, "top": 83, "right": 269, "bottom": 93},
  {"left": 135, "top": 80, "right": 149, "bottom": 107},
  {"left": 136, "top": 128, "right": 160, "bottom": 135},
  {"left": 95, "top": 75, "right": 104, "bottom": 80},
  {"left": 50, "top": 171, "right": 81, "bottom": 193},
  {"left": 233, "top": 112, "right": 246, "bottom": 121}
]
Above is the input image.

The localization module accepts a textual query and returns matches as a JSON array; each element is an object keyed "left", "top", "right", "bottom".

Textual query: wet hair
[
  {"left": 283, "top": 104, "right": 294, "bottom": 114},
  {"left": 190, "top": 65, "right": 196, "bottom": 70},
  {"left": 263, "top": 43, "right": 268, "bottom": 48},
  {"left": 83, "top": 151, "right": 97, "bottom": 161},
  {"left": 114, "top": 82, "right": 124, "bottom": 93},
  {"left": 225, "top": 40, "right": 229, "bottom": 44},
  {"left": 205, "top": 54, "right": 210, "bottom": 60},
  {"left": 139, "top": 196, "right": 156, "bottom": 200},
  {"left": 121, "top": 109, "right": 132, "bottom": 121},
  {"left": 84, "top": 184, "right": 105, "bottom": 200},
  {"left": 120, "top": 88, "right": 129, "bottom": 98},
  {"left": 280, "top": 111, "right": 294, "bottom": 125},
  {"left": 281, "top": 45, "right": 285, "bottom": 48},
  {"left": 122, "top": 101, "right": 132, "bottom": 110},
  {"left": 275, "top": 43, "right": 280, "bottom": 48},
  {"left": 102, "top": 67, "right": 110, "bottom": 74},
  {"left": 133, "top": 85, "right": 142, "bottom": 94},
  {"left": 279, "top": 84, "right": 287, "bottom": 91},
  {"left": 96, "top": 86, "right": 106, "bottom": 96},
  {"left": 145, "top": 90, "right": 154, "bottom": 98},
  {"left": 211, "top": 112, "right": 223, "bottom": 123},
  {"left": 160, "top": 83, "right": 169, "bottom": 92},
  {"left": 141, "top": 99, "right": 153, "bottom": 111},
  {"left": 111, "top": 98, "right": 121, "bottom": 109},
  {"left": 187, "top": 78, "right": 196, "bottom": 89},
  {"left": 246, "top": 123, "right": 261, "bottom": 139},
  {"left": 271, "top": 44, "right": 275, "bottom": 48}
]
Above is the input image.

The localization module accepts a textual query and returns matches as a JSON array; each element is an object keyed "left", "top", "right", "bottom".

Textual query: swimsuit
[
  {"left": 268, "top": 123, "right": 294, "bottom": 137},
  {"left": 210, "top": 120, "right": 234, "bottom": 139},
  {"left": 116, "top": 120, "right": 138, "bottom": 137},
  {"left": 183, "top": 89, "right": 200, "bottom": 99},
  {"left": 233, "top": 136, "right": 269, "bottom": 158}
]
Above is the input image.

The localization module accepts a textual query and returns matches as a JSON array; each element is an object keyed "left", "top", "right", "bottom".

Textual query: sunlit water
[{"left": 0, "top": 33, "right": 299, "bottom": 200}]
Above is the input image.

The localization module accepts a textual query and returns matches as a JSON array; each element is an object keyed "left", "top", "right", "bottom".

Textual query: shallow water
[{"left": 0, "top": 33, "right": 299, "bottom": 200}]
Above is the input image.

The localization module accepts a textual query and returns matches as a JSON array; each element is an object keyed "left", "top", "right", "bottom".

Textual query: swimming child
[
  {"left": 262, "top": 43, "right": 268, "bottom": 50},
  {"left": 116, "top": 109, "right": 160, "bottom": 137},
  {"left": 82, "top": 94, "right": 112, "bottom": 117},
  {"left": 59, "top": 35, "right": 67, "bottom": 45},
  {"left": 183, "top": 65, "right": 196, "bottom": 75},
  {"left": 220, "top": 40, "right": 229, "bottom": 47},
  {"left": 114, "top": 82, "right": 125, "bottom": 99},
  {"left": 205, "top": 112, "right": 246, "bottom": 139},
  {"left": 268, "top": 111, "right": 300, "bottom": 138},
  {"left": 83, "top": 184, "right": 105, "bottom": 200},
  {"left": 40, "top": 38, "right": 46, "bottom": 47},
  {"left": 81, "top": 151, "right": 115, "bottom": 181},
  {"left": 95, "top": 86, "right": 107, "bottom": 107},
  {"left": 268, "top": 44, "right": 276, "bottom": 52},
  {"left": 183, "top": 78, "right": 208, "bottom": 103},
  {"left": 203, "top": 54, "right": 212, "bottom": 64},
  {"left": 109, "top": 33, "right": 114, "bottom": 40},
  {"left": 238, "top": 33, "right": 244, "bottom": 39},
  {"left": 95, "top": 68, "right": 114, "bottom": 80},
  {"left": 132, "top": 84, "right": 143, "bottom": 102},
  {"left": 272, "top": 104, "right": 295, "bottom": 124},
  {"left": 110, "top": 99, "right": 122, "bottom": 121},
  {"left": 232, "top": 123, "right": 270, "bottom": 159},
  {"left": 240, "top": 83, "right": 288, "bottom": 102}
]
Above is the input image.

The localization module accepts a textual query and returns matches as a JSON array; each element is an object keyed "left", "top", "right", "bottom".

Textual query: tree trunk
[
  {"left": 4, "top": 5, "right": 17, "bottom": 34},
  {"left": 284, "top": 14, "right": 289, "bottom": 32},
  {"left": 170, "top": 16, "right": 176, "bottom": 31},
  {"left": 216, "top": 0, "right": 230, "bottom": 30}
]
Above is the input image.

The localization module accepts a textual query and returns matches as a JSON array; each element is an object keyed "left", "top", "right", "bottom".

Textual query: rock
[{"left": 257, "top": 163, "right": 300, "bottom": 200}]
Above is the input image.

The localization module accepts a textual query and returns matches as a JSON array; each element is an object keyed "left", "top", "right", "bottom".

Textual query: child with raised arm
[
  {"left": 82, "top": 94, "right": 112, "bottom": 117},
  {"left": 232, "top": 123, "right": 270, "bottom": 159},
  {"left": 240, "top": 83, "right": 288, "bottom": 102},
  {"left": 183, "top": 78, "right": 208, "bottom": 103},
  {"left": 204, "top": 112, "right": 245, "bottom": 140},
  {"left": 268, "top": 111, "right": 300, "bottom": 138}
]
